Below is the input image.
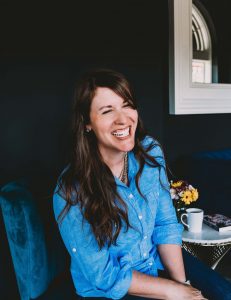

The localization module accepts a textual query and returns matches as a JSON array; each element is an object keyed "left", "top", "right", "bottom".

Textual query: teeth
[{"left": 112, "top": 127, "right": 130, "bottom": 137}]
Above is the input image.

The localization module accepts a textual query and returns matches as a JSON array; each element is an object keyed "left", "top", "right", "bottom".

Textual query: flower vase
[
  {"left": 174, "top": 200, "right": 186, "bottom": 222},
  {"left": 176, "top": 207, "right": 186, "bottom": 222}
]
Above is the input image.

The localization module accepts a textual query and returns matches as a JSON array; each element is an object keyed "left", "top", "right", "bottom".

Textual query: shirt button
[
  {"left": 143, "top": 252, "right": 147, "bottom": 257},
  {"left": 138, "top": 215, "right": 143, "bottom": 220},
  {"left": 149, "top": 262, "right": 153, "bottom": 266},
  {"left": 143, "top": 235, "right": 147, "bottom": 240},
  {"left": 128, "top": 194, "right": 134, "bottom": 199},
  {"left": 72, "top": 248, "right": 77, "bottom": 253}
]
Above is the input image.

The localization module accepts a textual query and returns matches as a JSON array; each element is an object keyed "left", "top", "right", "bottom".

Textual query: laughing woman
[{"left": 53, "top": 69, "right": 230, "bottom": 300}]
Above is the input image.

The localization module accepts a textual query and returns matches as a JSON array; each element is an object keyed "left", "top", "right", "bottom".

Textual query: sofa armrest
[{"left": 0, "top": 180, "right": 50, "bottom": 300}]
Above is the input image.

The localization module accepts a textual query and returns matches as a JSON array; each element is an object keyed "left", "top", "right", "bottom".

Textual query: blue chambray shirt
[{"left": 53, "top": 136, "right": 183, "bottom": 299}]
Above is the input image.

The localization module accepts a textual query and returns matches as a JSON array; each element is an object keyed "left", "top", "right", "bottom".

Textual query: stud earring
[{"left": 86, "top": 128, "right": 91, "bottom": 133}]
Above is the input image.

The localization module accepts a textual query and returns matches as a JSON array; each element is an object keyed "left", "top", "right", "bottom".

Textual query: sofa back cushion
[
  {"left": 173, "top": 149, "right": 231, "bottom": 216},
  {"left": 0, "top": 179, "right": 68, "bottom": 300}
]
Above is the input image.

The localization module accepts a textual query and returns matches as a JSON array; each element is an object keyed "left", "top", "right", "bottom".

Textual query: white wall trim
[{"left": 169, "top": 0, "right": 231, "bottom": 114}]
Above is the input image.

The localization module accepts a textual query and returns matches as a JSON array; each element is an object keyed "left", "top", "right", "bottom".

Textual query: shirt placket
[{"left": 126, "top": 187, "right": 149, "bottom": 261}]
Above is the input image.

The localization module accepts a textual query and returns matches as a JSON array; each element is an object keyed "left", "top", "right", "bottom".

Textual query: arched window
[{"left": 192, "top": 3, "right": 212, "bottom": 83}]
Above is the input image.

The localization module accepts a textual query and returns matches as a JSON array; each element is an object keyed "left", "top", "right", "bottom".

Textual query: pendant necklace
[{"left": 118, "top": 152, "right": 128, "bottom": 185}]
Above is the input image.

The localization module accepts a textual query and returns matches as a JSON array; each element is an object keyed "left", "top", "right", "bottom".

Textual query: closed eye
[{"left": 102, "top": 109, "right": 112, "bottom": 114}]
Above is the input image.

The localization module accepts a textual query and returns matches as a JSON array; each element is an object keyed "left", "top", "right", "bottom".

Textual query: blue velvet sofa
[
  {"left": 1, "top": 149, "right": 231, "bottom": 299},
  {"left": 0, "top": 177, "right": 75, "bottom": 300}
]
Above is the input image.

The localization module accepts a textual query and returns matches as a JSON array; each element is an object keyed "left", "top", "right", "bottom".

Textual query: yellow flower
[
  {"left": 171, "top": 181, "right": 183, "bottom": 188},
  {"left": 181, "top": 190, "right": 193, "bottom": 205},
  {"left": 191, "top": 189, "right": 199, "bottom": 201}
]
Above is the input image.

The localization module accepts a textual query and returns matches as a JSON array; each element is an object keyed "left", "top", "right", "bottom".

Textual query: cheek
[
  {"left": 131, "top": 110, "right": 138, "bottom": 125},
  {"left": 91, "top": 117, "right": 111, "bottom": 133}
]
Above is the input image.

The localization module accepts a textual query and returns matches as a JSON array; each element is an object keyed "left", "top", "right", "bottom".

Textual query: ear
[{"left": 86, "top": 126, "right": 92, "bottom": 132}]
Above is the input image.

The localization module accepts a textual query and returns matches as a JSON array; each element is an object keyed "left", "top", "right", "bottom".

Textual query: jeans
[
  {"left": 182, "top": 250, "right": 231, "bottom": 300},
  {"left": 38, "top": 250, "right": 231, "bottom": 300}
]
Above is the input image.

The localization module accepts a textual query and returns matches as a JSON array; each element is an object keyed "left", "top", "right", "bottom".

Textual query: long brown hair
[{"left": 57, "top": 69, "right": 162, "bottom": 249}]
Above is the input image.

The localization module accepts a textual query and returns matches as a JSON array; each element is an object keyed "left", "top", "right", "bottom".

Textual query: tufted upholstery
[{"left": 0, "top": 179, "right": 69, "bottom": 300}]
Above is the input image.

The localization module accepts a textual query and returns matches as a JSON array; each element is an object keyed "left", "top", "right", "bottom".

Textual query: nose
[{"left": 114, "top": 110, "right": 127, "bottom": 125}]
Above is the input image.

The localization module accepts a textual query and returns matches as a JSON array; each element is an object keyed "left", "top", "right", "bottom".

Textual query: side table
[{"left": 182, "top": 224, "right": 231, "bottom": 270}]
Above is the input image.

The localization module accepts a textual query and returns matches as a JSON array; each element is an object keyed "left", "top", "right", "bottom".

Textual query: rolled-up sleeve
[
  {"left": 53, "top": 191, "right": 132, "bottom": 299},
  {"left": 151, "top": 145, "right": 183, "bottom": 245}
]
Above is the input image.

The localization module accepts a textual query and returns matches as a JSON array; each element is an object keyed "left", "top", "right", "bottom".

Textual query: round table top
[{"left": 182, "top": 223, "right": 231, "bottom": 244}]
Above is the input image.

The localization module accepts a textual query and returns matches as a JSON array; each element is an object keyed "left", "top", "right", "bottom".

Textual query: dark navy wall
[
  {"left": 0, "top": 58, "right": 165, "bottom": 184},
  {"left": 1, "top": 0, "right": 231, "bottom": 182}
]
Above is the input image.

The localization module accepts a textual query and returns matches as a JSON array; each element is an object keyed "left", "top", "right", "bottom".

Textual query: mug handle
[{"left": 180, "top": 213, "right": 189, "bottom": 229}]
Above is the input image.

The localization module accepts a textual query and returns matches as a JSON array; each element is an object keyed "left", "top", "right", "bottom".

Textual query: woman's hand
[{"left": 166, "top": 282, "right": 208, "bottom": 300}]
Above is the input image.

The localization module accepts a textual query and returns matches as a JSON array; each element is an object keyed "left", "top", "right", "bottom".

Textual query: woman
[{"left": 53, "top": 69, "right": 230, "bottom": 300}]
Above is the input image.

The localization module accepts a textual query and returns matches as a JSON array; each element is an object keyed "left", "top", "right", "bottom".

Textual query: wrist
[
  {"left": 171, "top": 276, "right": 187, "bottom": 284},
  {"left": 165, "top": 280, "right": 186, "bottom": 299},
  {"left": 174, "top": 277, "right": 191, "bottom": 285}
]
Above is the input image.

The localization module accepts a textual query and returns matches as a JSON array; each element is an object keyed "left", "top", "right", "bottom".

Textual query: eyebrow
[
  {"left": 98, "top": 105, "right": 113, "bottom": 111},
  {"left": 98, "top": 100, "right": 128, "bottom": 111}
]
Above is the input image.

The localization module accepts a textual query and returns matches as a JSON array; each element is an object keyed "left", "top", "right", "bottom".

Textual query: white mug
[{"left": 180, "top": 208, "right": 204, "bottom": 233}]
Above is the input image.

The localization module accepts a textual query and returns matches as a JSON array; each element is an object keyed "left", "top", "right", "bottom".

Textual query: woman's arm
[
  {"left": 128, "top": 270, "right": 206, "bottom": 300},
  {"left": 157, "top": 244, "right": 186, "bottom": 282},
  {"left": 138, "top": 143, "right": 206, "bottom": 298}
]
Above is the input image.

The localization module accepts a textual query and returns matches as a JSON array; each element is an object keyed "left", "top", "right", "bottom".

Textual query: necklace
[{"left": 119, "top": 152, "right": 128, "bottom": 185}]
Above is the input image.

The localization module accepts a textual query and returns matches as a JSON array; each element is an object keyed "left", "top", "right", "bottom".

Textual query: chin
[{"left": 119, "top": 141, "right": 135, "bottom": 152}]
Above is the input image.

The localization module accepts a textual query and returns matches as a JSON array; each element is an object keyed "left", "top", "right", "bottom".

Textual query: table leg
[
  {"left": 182, "top": 242, "right": 231, "bottom": 270},
  {"left": 211, "top": 246, "right": 231, "bottom": 270}
]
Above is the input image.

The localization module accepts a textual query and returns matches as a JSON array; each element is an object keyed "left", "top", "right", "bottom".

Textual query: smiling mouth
[{"left": 112, "top": 127, "right": 130, "bottom": 137}]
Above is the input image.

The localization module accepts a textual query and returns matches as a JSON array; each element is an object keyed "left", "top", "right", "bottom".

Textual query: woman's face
[{"left": 87, "top": 87, "right": 138, "bottom": 158}]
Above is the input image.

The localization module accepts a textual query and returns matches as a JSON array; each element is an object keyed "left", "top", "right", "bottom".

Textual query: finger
[
  {"left": 195, "top": 292, "right": 206, "bottom": 299},
  {"left": 193, "top": 290, "right": 201, "bottom": 294},
  {"left": 198, "top": 294, "right": 207, "bottom": 300}
]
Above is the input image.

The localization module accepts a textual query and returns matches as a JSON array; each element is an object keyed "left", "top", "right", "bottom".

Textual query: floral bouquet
[{"left": 170, "top": 180, "right": 199, "bottom": 220}]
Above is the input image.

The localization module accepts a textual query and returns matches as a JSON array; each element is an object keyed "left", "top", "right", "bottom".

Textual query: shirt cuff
[
  {"left": 109, "top": 266, "right": 133, "bottom": 299},
  {"left": 153, "top": 223, "right": 184, "bottom": 245}
]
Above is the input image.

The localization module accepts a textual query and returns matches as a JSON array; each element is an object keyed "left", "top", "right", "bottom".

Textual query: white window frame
[
  {"left": 169, "top": 0, "right": 231, "bottom": 114},
  {"left": 192, "top": 4, "right": 212, "bottom": 84}
]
